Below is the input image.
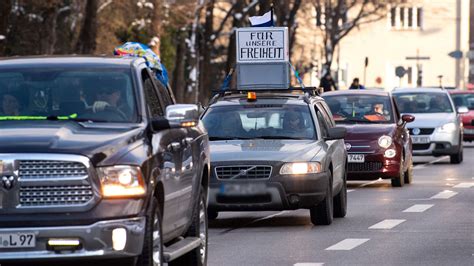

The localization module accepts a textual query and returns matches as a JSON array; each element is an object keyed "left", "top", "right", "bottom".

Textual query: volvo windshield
[
  {"left": 202, "top": 105, "right": 316, "bottom": 140},
  {"left": 0, "top": 67, "right": 138, "bottom": 123}
]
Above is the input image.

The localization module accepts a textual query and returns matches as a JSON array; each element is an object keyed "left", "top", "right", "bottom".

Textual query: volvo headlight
[
  {"left": 98, "top": 166, "right": 146, "bottom": 197},
  {"left": 378, "top": 135, "right": 392, "bottom": 149},
  {"left": 437, "top": 122, "right": 457, "bottom": 133},
  {"left": 280, "top": 162, "right": 321, "bottom": 175}
]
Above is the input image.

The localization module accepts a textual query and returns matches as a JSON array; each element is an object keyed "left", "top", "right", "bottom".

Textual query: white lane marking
[
  {"left": 294, "top": 263, "right": 324, "bottom": 266},
  {"left": 369, "top": 219, "right": 406, "bottom": 229},
  {"left": 453, "top": 182, "right": 474, "bottom": 188},
  {"left": 325, "top": 238, "right": 370, "bottom": 250},
  {"left": 413, "top": 156, "right": 449, "bottom": 169},
  {"left": 430, "top": 190, "right": 458, "bottom": 199},
  {"left": 347, "top": 189, "right": 355, "bottom": 193},
  {"left": 219, "top": 211, "right": 288, "bottom": 234},
  {"left": 403, "top": 204, "right": 434, "bottom": 213},
  {"left": 357, "top": 179, "right": 382, "bottom": 188}
]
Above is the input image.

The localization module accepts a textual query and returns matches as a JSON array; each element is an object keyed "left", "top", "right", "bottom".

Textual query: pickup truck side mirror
[
  {"left": 151, "top": 104, "right": 199, "bottom": 131},
  {"left": 326, "top": 127, "right": 346, "bottom": 140}
]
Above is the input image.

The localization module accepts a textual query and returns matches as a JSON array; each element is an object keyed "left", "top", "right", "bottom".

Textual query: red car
[
  {"left": 323, "top": 90, "right": 415, "bottom": 187},
  {"left": 449, "top": 90, "right": 474, "bottom": 141}
]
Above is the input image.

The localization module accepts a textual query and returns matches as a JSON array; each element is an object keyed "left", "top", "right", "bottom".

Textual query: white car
[{"left": 392, "top": 88, "right": 466, "bottom": 164}]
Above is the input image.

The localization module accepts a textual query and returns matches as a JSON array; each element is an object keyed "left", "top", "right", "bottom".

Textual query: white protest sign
[{"left": 236, "top": 27, "right": 289, "bottom": 63}]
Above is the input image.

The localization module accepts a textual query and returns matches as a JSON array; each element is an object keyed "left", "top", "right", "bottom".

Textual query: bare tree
[
  {"left": 76, "top": 0, "right": 98, "bottom": 54},
  {"left": 313, "top": 0, "right": 400, "bottom": 72}
]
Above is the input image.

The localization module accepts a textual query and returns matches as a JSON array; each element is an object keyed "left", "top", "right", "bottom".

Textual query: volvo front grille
[{"left": 215, "top": 165, "right": 272, "bottom": 180}]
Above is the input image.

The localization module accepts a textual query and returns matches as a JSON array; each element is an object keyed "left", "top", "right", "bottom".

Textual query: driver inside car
[
  {"left": 92, "top": 87, "right": 129, "bottom": 120},
  {"left": 1, "top": 92, "right": 21, "bottom": 116},
  {"left": 364, "top": 102, "right": 387, "bottom": 121}
]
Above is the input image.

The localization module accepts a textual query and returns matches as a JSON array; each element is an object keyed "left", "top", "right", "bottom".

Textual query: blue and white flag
[{"left": 249, "top": 10, "right": 274, "bottom": 27}]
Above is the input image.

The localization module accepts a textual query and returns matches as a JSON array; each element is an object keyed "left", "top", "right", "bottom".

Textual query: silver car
[
  {"left": 201, "top": 91, "right": 347, "bottom": 226},
  {"left": 393, "top": 88, "right": 465, "bottom": 164}
]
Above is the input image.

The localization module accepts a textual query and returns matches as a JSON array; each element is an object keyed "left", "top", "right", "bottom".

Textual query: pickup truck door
[{"left": 142, "top": 70, "right": 188, "bottom": 239}]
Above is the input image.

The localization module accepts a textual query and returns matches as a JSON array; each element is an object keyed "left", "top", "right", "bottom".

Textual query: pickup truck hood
[
  {"left": 408, "top": 113, "right": 456, "bottom": 128},
  {"left": 0, "top": 121, "right": 145, "bottom": 165},
  {"left": 210, "top": 139, "right": 322, "bottom": 162}
]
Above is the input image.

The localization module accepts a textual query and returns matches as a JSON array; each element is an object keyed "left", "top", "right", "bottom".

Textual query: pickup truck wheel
[
  {"left": 170, "top": 186, "right": 207, "bottom": 266},
  {"left": 333, "top": 170, "right": 347, "bottom": 218},
  {"left": 310, "top": 176, "right": 333, "bottom": 226},
  {"left": 136, "top": 198, "right": 163, "bottom": 266}
]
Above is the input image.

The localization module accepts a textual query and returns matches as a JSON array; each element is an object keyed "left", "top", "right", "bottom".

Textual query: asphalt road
[{"left": 208, "top": 143, "right": 474, "bottom": 266}]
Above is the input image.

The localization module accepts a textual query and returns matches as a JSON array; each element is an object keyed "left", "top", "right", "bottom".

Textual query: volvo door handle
[{"left": 168, "top": 142, "right": 181, "bottom": 151}]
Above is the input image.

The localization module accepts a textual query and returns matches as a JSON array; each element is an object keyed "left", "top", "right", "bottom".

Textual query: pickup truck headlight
[
  {"left": 280, "top": 162, "right": 321, "bottom": 175},
  {"left": 98, "top": 166, "right": 146, "bottom": 198},
  {"left": 437, "top": 122, "right": 457, "bottom": 133},
  {"left": 378, "top": 135, "right": 392, "bottom": 149}
]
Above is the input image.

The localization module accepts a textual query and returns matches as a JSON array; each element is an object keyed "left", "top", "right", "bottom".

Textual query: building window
[
  {"left": 389, "top": 6, "right": 422, "bottom": 30},
  {"left": 417, "top": 7, "right": 423, "bottom": 28}
]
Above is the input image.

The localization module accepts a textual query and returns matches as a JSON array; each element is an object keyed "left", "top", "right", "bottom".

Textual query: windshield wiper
[
  {"left": 45, "top": 116, "right": 107, "bottom": 123},
  {"left": 209, "top": 136, "right": 251, "bottom": 140},
  {"left": 254, "top": 135, "right": 306, "bottom": 140},
  {"left": 341, "top": 117, "right": 374, "bottom": 124}
]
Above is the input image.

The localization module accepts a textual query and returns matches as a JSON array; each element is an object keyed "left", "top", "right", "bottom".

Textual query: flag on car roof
[
  {"left": 114, "top": 42, "right": 169, "bottom": 86},
  {"left": 249, "top": 10, "right": 274, "bottom": 27}
]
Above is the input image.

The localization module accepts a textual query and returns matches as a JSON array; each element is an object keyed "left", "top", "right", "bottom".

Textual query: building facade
[{"left": 295, "top": 0, "right": 471, "bottom": 90}]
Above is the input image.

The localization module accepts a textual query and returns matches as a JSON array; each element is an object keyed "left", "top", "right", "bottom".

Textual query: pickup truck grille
[
  {"left": 215, "top": 165, "right": 272, "bottom": 180},
  {"left": 19, "top": 160, "right": 88, "bottom": 179},
  {"left": 19, "top": 185, "right": 94, "bottom": 207},
  {"left": 0, "top": 154, "right": 97, "bottom": 212}
]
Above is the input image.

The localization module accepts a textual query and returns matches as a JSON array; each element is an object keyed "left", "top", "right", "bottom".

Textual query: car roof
[
  {"left": 209, "top": 92, "right": 323, "bottom": 107},
  {"left": 322, "top": 90, "right": 389, "bottom": 97},
  {"left": 448, "top": 89, "right": 474, "bottom": 94},
  {"left": 0, "top": 56, "right": 143, "bottom": 68},
  {"left": 391, "top": 87, "right": 449, "bottom": 94}
]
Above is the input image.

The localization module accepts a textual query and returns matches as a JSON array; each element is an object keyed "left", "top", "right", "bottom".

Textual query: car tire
[
  {"left": 333, "top": 169, "right": 347, "bottom": 218},
  {"left": 208, "top": 210, "right": 218, "bottom": 220},
  {"left": 169, "top": 186, "right": 208, "bottom": 266},
  {"left": 136, "top": 198, "right": 163, "bottom": 266},
  {"left": 391, "top": 158, "right": 405, "bottom": 187},
  {"left": 310, "top": 175, "right": 333, "bottom": 225},
  {"left": 404, "top": 157, "right": 413, "bottom": 184},
  {"left": 450, "top": 140, "right": 463, "bottom": 164}
]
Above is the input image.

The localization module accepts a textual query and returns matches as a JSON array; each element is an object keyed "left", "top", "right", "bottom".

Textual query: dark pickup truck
[{"left": 0, "top": 56, "right": 210, "bottom": 266}]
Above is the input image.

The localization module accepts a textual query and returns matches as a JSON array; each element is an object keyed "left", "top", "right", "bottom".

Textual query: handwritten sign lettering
[{"left": 236, "top": 27, "right": 288, "bottom": 63}]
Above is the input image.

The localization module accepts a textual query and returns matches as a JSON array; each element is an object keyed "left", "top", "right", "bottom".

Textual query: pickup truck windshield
[
  {"left": 0, "top": 67, "right": 137, "bottom": 123},
  {"left": 202, "top": 105, "right": 316, "bottom": 140}
]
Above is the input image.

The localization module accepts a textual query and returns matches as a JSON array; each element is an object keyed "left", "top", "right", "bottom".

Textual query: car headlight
[
  {"left": 280, "top": 162, "right": 321, "bottom": 175},
  {"left": 384, "top": 149, "right": 397, "bottom": 158},
  {"left": 437, "top": 122, "right": 457, "bottom": 133},
  {"left": 378, "top": 135, "right": 392, "bottom": 149},
  {"left": 98, "top": 166, "right": 146, "bottom": 198}
]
